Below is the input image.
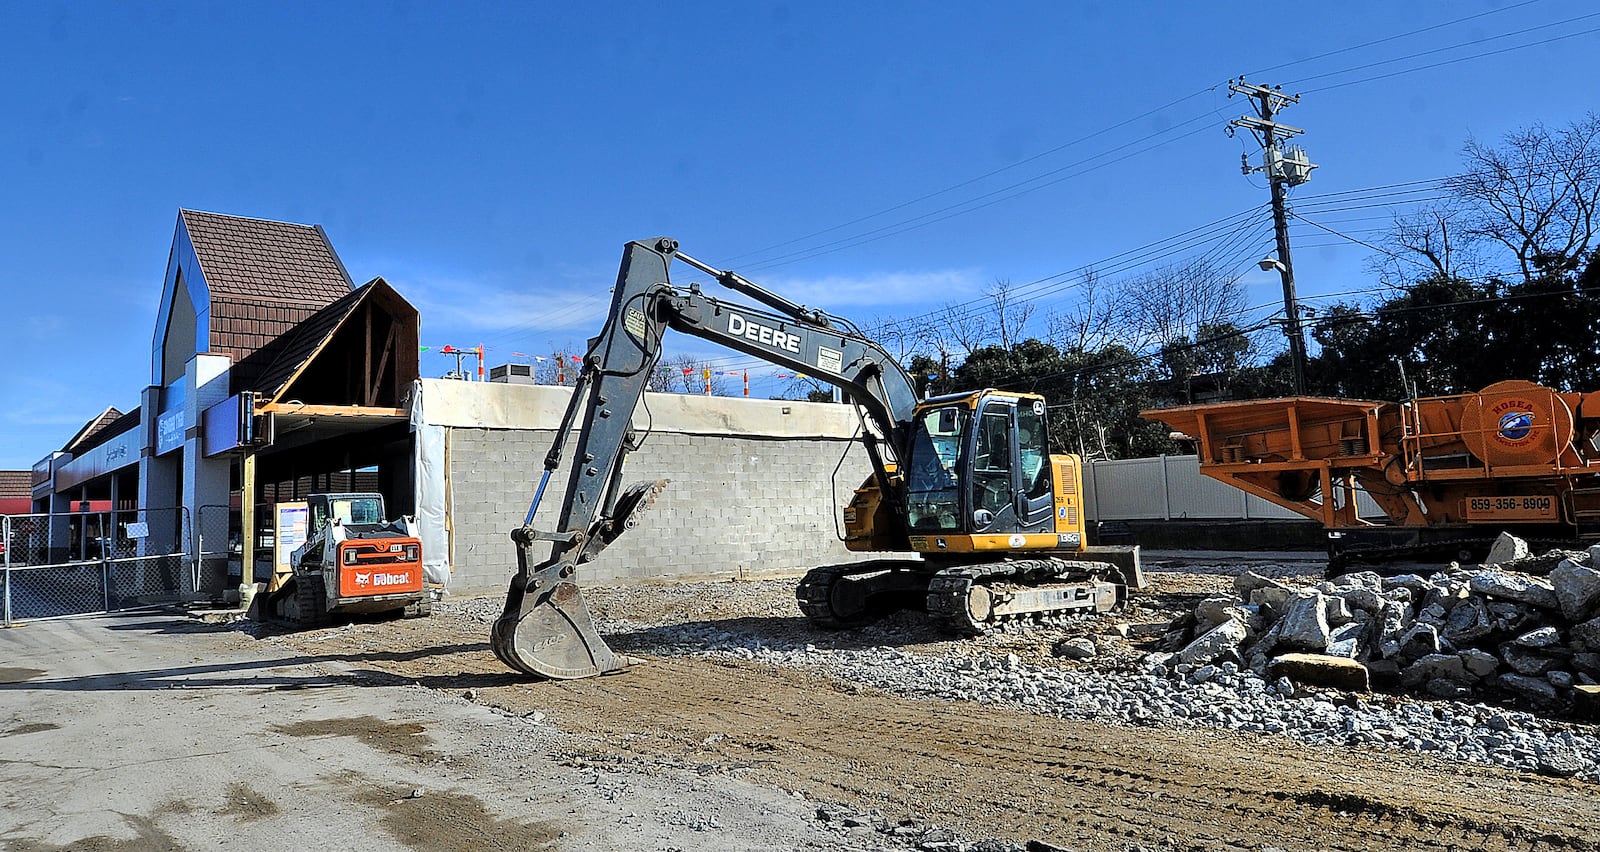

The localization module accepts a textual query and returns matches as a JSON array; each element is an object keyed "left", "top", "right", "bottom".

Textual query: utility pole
[{"left": 1228, "top": 78, "right": 1317, "bottom": 395}]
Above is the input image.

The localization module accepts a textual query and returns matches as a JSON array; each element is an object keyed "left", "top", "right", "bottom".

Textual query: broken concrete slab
[
  {"left": 1470, "top": 569, "right": 1559, "bottom": 611},
  {"left": 1513, "top": 626, "right": 1562, "bottom": 648},
  {"left": 1501, "top": 645, "right": 1557, "bottom": 677},
  {"left": 1278, "top": 591, "right": 1332, "bottom": 652},
  {"left": 1267, "top": 652, "right": 1370, "bottom": 692},
  {"left": 1551, "top": 558, "right": 1600, "bottom": 623},
  {"left": 1485, "top": 531, "right": 1530, "bottom": 566},
  {"left": 1178, "top": 618, "right": 1249, "bottom": 666},
  {"left": 1335, "top": 585, "right": 1385, "bottom": 613},
  {"left": 1401, "top": 653, "right": 1467, "bottom": 689},
  {"left": 1442, "top": 596, "right": 1493, "bottom": 645},
  {"left": 1572, "top": 617, "right": 1600, "bottom": 652},
  {"left": 1233, "top": 571, "right": 1288, "bottom": 599},
  {"left": 1195, "top": 596, "right": 1253, "bottom": 634},
  {"left": 1459, "top": 648, "right": 1500, "bottom": 679},
  {"left": 1052, "top": 637, "right": 1098, "bottom": 660},
  {"left": 1499, "top": 672, "right": 1559, "bottom": 704},
  {"left": 1249, "top": 585, "right": 1294, "bottom": 619}
]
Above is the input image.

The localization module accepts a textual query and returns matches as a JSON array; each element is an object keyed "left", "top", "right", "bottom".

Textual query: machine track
[
  {"left": 799, "top": 558, "right": 1127, "bottom": 634},
  {"left": 795, "top": 561, "right": 927, "bottom": 629},
  {"left": 925, "top": 558, "right": 1123, "bottom": 634},
  {"left": 1327, "top": 536, "right": 1579, "bottom": 577},
  {"left": 289, "top": 570, "right": 330, "bottom": 628}
]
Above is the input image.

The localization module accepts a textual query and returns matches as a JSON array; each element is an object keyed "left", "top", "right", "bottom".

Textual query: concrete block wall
[{"left": 445, "top": 425, "right": 876, "bottom": 593}]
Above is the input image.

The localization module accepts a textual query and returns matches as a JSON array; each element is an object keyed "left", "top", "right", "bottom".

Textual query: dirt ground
[{"left": 232, "top": 564, "right": 1600, "bottom": 852}]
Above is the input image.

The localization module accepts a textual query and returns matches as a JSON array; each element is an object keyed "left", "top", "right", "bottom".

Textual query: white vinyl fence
[{"left": 1084, "top": 455, "right": 1379, "bottom": 522}]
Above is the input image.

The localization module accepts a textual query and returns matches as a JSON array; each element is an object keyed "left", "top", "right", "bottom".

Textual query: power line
[
  {"left": 730, "top": 9, "right": 1598, "bottom": 274},
  {"left": 1244, "top": 0, "right": 1548, "bottom": 78},
  {"left": 1299, "top": 24, "right": 1600, "bottom": 95},
  {"left": 720, "top": 85, "right": 1223, "bottom": 266}
]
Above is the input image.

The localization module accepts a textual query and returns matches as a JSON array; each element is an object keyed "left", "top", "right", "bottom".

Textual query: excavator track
[
  {"left": 795, "top": 561, "right": 929, "bottom": 629},
  {"left": 925, "top": 558, "right": 1123, "bottom": 635}
]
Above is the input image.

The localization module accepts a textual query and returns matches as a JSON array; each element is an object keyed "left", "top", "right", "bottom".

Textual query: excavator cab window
[
  {"left": 905, "top": 405, "right": 967, "bottom": 531},
  {"left": 972, "top": 408, "right": 1014, "bottom": 520},
  {"left": 1017, "top": 402, "right": 1050, "bottom": 500}
]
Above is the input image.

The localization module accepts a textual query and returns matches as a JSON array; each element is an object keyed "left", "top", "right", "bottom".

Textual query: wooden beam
[
  {"left": 241, "top": 452, "right": 256, "bottom": 588},
  {"left": 363, "top": 300, "right": 374, "bottom": 408},
  {"left": 369, "top": 317, "right": 396, "bottom": 407},
  {"left": 259, "top": 403, "right": 408, "bottom": 418}
]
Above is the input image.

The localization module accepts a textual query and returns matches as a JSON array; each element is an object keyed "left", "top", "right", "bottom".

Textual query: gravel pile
[
  {"left": 445, "top": 565, "right": 1600, "bottom": 784},
  {"left": 1167, "top": 535, "right": 1600, "bottom": 712}
]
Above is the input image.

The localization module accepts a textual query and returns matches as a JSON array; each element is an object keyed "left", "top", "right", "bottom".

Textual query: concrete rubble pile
[{"left": 1166, "top": 533, "right": 1600, "bottom": 712}]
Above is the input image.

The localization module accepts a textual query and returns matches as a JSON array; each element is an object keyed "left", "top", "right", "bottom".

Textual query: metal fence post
[
  {"left": 101, "top": 510, "right": 112, "bottom": 613},
  {"left": 1160, "top": 455, "right": 1173, "bottom": 521},
  {"left": 4, "top": 515, "right": 11, "bottom": 627},
  {"left": 186, "top": 507, "right": 197, "bottom": 597}
]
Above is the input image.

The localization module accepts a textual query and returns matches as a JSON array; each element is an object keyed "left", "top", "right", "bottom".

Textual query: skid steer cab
[{"left": 272, "top": 492, "right": 429, "bottom": 626}]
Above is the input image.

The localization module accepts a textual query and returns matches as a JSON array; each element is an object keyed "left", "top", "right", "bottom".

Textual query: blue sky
[{"left": 2, "top": 1, "right": 1597, "bottom": 468}]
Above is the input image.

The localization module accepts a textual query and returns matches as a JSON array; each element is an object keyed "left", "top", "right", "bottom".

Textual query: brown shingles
[
  {"left": 60, "top": 407, "right": 125, "bottom": 454},
  {"left": 180, "top": 210, "right": 352, "bottom": 369},
  {"left": 236, "top": 281, "right": 377, "bottom": 400},
  {"left": 0, "top": 470, "right": 35, "bottom": 500},
  {"left": 67, "top": 407, "right": 142, "bottom": 455}
]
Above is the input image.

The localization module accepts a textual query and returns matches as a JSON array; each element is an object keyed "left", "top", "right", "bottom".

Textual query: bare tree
[
  {"left": 1446, "top": 114, "right": 1600, "bottom": 282},
  {"left": 930, "top": 301, "right": 993, "bottom": 357},
  {"left": 1046, "top": 268, "right": 1121, "bottom": 353},
  {"left": 1115, "top": 258, "right": 1248, "bottom": 353},
  {"left": 987, "top": 277, "right": 1036, "bottom": 348},
  {"left": 860, "top": 313, "right": 934, "bottom": 363},
  {"left": 1369, "top": 201, "right": 1484, "bottom": 287}
]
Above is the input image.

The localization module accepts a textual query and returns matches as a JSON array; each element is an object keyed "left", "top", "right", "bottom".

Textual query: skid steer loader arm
[{"left": 491, "top": 238, "right": 923, "bottom": 679}]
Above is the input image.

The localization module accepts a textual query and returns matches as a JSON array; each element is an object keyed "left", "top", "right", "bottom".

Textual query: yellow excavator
[{"left": 491, "top": 238, "right": 1143, "bottom": 679}]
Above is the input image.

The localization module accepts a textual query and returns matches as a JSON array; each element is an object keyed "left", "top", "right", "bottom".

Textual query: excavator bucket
[
  {"left": 491, "top": 580, "right": 632, "bottom": 679},
  {"left": 490, "top": 480, "right": 668, "bottom": 679}
]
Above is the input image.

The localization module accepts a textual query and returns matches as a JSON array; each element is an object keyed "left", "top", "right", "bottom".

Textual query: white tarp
[{"left": 410, "top": 387, "right": 452, "bottom": 586}]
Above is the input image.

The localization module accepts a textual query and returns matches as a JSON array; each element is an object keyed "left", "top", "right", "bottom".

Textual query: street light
[{"left": 1258, "top": 254, "right": 1307, "bottom": 394}]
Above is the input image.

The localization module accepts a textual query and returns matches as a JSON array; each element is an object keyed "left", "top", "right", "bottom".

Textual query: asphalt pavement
[{"left": 0, "top": 609, "right": 834, "bottom": 851}]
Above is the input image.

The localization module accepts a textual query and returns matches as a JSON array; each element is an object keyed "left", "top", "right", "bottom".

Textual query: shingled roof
[
  {"left": 236, "top": 277, "right": 417, "bottom": 405},
  {"left": 70, "top": 407, "right": 142, "bottom": 455},
  {"left": 61, "top": 406, "right": 126, "bottom": 454},
  {"left": 180, "top": 210, "right": 354, "bottom": 372},
  {"left": 0, "top": 470, "right": 32, "bottom": 502}
]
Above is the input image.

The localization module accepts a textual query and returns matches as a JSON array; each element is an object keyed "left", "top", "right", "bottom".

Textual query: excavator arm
[{"left": 492, "top": 237, "right": 922, "bottom": 679}]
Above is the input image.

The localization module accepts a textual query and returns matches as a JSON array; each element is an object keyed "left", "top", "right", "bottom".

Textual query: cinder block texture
[{"left": 445, "top": 426, "right": 879, "bottom": 592}]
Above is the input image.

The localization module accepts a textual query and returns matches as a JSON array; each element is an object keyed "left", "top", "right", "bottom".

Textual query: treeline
[{"left": 860, "top": 114, "right": 1600, "bottom": 460}]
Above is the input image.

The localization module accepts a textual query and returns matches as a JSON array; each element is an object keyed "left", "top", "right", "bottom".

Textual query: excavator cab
[{"left": 905, "top": 390, "right": 1057, "bottom": 540}]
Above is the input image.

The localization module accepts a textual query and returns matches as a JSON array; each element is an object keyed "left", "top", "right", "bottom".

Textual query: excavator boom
[{"left": 491, "top": 238, "right": 923, "bottom": 679}]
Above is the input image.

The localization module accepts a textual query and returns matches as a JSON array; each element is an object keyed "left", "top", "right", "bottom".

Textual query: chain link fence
[
  {"left": 2, "top": 507, "right": 191, "bottom": 625},
  {"left": 196, "top": 504, "right": 237, "bottom": 602}
]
